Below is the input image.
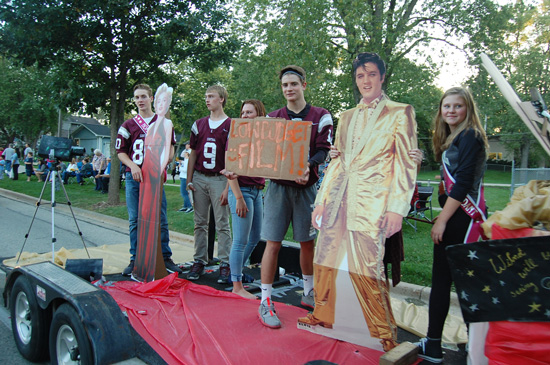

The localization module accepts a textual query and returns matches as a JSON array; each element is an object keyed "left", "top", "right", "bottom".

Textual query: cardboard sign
[
  {"left": 225, "top": 118, "right": 312, "bottom": 180},
  {"left": 447, "top": 236, "right": 550, "bottom": 323}
]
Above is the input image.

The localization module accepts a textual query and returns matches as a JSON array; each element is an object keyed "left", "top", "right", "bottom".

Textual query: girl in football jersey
[{"left": 227, "top": 100, "right": 267, "bottom": 299}]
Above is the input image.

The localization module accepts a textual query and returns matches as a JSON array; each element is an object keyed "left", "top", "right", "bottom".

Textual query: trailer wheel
[
  {"left": 9, "top": 275, "right": 49, "bottom": 361},
  {"left": 49, "top": 303, "right": 93, "bottom": 364}
]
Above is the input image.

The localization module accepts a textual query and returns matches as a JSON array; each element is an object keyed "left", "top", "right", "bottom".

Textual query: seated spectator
[
  {"left": 95, "top": 157, "right": 111, "bottom": 193},
  {"left": 57, "top": 161, "right": 67, "bottom": 173},
  {"left": 34, "top": 159, "right": 48, "bottom": 182},
  {"left": 62, "top": 158, "right": 79, "bottom": 184},
  {"left": 76, "top": 158, "right": 93, "bottom": 185},
  {"left": 25, "top": 152, "right": 35, "bottom": 182}
]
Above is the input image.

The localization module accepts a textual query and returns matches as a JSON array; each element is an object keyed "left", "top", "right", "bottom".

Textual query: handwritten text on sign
[
  {"left": 446, "top": 236, "right": 550, "bottom": 323},
  {"left": 225, "top": 118, "right": 312, "bottom": 180}
]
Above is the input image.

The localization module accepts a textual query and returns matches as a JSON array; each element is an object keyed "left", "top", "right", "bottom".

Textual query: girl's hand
[
  {"left": 431, "top": 217, "right": 446, "bottom": 244},
  {"left": 235, "top": 197, "right": 249, "bottom": 218}
]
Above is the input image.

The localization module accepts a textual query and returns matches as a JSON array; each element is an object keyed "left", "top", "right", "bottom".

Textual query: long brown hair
[
  {"left": 240, "top": 99, "right": 266, "bottom": 117},
  {"left": 432, "top": 87, "right": 489, "bottom": 162}
]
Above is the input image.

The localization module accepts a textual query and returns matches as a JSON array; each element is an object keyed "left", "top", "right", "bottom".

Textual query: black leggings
[{"left": 427, "top": 198, "right": 471, "bottom": 339}]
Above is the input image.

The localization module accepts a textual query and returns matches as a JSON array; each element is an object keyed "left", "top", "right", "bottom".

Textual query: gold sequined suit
[{"left": 311, "top": 97, "right": 417, "bottom": 341}]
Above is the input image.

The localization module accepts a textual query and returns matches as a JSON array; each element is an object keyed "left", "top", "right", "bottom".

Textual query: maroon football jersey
[
  {"left": 268, "top": 106, "right": 333, "bottom": 187},
  {"left": 116, "top": 115, "right": 176, "bottom": 172},
  {"left": 190, "top": 116, "right": 231, "bottom": 173}
]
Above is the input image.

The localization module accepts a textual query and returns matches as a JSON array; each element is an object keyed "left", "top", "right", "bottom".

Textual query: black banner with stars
[{"left": 446, "top": 236, "right": 550, "bottom": 323}]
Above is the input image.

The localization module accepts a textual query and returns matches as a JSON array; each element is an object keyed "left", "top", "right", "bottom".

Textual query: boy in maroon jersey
[
  {"left": 116, "top": 83, "right": 182, "bottom": 276},
  {"left": 186, "top": 85, "right": 232, "bottom": 283},
  {"left": 258, "top": 65, "right": 334, "bottom": 328}
]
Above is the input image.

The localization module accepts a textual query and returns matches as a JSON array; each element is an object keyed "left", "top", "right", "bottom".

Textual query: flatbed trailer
[{"left": 3, "top": 261, "right": 136, "bottom": 364}]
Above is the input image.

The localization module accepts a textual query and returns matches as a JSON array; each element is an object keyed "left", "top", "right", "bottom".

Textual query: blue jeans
[
  {"left": 62, "top": 171, "right": 76, "bottom": 183},
  {"left": 179, "top": 177, "right": 192, "bottom": 209},
  {"left": 125, "top": 172, "right": 172, "bottom": 261},
  {"left": 76, "top": 172, "right": 92, "bottom": 183},
  {"left": 228, "top": 186, "right": 263, "bottom": 282}
]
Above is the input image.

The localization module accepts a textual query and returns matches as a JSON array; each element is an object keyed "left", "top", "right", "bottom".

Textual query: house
[
  {"left": 71, "top": 123, "right": 111, "bottom": 157},
  {"left": 487, "top": 135, "right": 514, "bottom": 162},
  {"left": 62, "top": 116, "right": 112, "bottom": 157}
]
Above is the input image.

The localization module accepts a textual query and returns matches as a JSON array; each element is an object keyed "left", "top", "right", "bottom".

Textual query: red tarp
[{"left": 102, "top": 274, "right": 382, "bottom": 365}]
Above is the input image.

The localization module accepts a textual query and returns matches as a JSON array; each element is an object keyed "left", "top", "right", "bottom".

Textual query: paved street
[{"left": 0, "top": 190, "right": 130, "bottom": 259}]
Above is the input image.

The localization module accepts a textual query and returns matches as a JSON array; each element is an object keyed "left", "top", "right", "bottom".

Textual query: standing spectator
[
  {"left": 170, "top": 160, "right": 178, "bottom": 183},
  {"left": 258, "top": 65, "right": 333, "bottom": 329},
  {"left": 0, "top": 155, "right": 5, "bottom": 180},
  {"left": 416, "top": 87, "right": 488, "bottom": 363},
  {"left": 24, "top": 152, "right": 34, "bottom": 181},
  {"left": 23, "top": 143, "right": 33, "bottom": 158},
  {"left": 95, "top": 157, "right": 111, "bottom": 193},
  {"left": 10, "top": 150, "right": 20, "bottom": 180},
  {"left": 186, "top": 85, "right": 232, "bottom": 283},
  {"left": 178, "top": 151, "right": 193, "bottom": 212},
  {"left": 116, "top": 83, "right": 182, "bottom": 276},
  {"left": 3, "top": 143, "right": 15, "bottom": 177},
  {"left": 76, "top": 158, "right": 93, "bottom": 184},
  {"left": 92, "top": 149, "right": 107, "bottom": 191}
]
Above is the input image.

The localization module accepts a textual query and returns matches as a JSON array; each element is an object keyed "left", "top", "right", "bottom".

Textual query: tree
[
  {"left": 0, "top": 58, "right": 58, "bottom": 147},
  {"left": 0, "top": 0, "right": 238, "bottom": 203},
  {"left": 231, "top": 0, "right": 495, "bottom": 117},
  {"left": 466, "top": 0, "right": 549, "bottom": 167}
]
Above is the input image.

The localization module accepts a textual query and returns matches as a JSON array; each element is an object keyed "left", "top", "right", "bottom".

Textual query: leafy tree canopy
[
  {"left": 0, "top": 0, "right": 238, "bottom": 202},
  {"left": 0, "top": 58, "right": 58, "bottom": 147}
]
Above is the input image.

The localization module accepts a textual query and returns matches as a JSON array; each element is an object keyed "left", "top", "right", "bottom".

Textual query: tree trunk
[
  {"left": 520, "top": 138, "right": 530, "bottom": 168},
  {"left": 107, "top": 85, "right": 127, "bottom": 205}
]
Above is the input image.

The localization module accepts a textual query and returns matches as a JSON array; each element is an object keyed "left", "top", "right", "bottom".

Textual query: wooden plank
[{"left": 379, "top": 342, "right": 419, "bottom": 365}]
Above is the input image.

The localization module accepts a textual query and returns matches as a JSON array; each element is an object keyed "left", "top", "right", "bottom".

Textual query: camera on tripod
[{"left": 37, "top": 135, "right": 86, "bottom": 162}]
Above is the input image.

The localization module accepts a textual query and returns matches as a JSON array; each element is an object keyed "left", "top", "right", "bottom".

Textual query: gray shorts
[{"left": 261, "top": 182, "right": 317, "bottom": 242}]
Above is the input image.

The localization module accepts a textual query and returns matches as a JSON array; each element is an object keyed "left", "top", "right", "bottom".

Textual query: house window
[{"left": 488, "top": 152, "right": 502, "bottom": 160}]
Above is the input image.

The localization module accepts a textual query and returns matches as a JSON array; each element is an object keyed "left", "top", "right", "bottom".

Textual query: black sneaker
[
  {"left": 122, "top": 260, "right": 134, "bottom": 276},
  {"left": 187, "top": 261, "right": 205, "bottom": 280},
  {"left": 185, "top": 207, "right": 194, "bottom": 213},
  {"left": 177, "top": 207, "right": 186, "bottom": 212},
  {"left": 416, "top": 338, "right": 443, "bottom": 363},
  {"left": 164, "top": 258, "right": 183, "bottom": 274},
  {"left": 218, "top": 263, "right": 230, "bottom": 283}
]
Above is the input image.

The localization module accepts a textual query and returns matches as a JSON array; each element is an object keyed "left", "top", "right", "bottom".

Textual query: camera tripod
[{"left": 16, "top": 165, "right": 90, "bottom": 264}]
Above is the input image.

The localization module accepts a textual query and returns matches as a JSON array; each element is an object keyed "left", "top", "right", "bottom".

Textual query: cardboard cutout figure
[
  {"left": 133, "top": 84, "right": 174, "bottom": 282},
  {"left": 298, "top": 53, "right": 418, "bottom": 352}
]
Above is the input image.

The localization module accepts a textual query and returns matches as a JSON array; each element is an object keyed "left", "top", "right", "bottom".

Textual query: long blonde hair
[{"left": 432, "top": 87, "right": 489, "bottom": 162}]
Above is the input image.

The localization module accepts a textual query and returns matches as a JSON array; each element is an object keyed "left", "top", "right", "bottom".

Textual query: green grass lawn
[{"left": 0, "top": 169, "right": 513, "bottom": 287}]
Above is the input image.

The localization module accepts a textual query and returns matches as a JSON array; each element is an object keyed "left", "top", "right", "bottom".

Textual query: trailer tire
[
  {"left": 49, "top": 303, "right": 93, "bottom": 365},
  {"left": 9, "top": 275, "right": 49, "bottom": 362}
]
